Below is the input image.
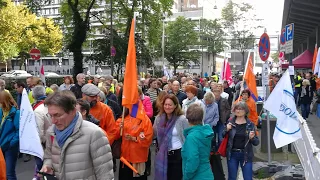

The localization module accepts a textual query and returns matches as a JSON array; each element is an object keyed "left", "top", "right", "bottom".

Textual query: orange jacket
[
  {"left": 115, "top": 115, "right": 153, "bottom": 163},
  {"left": 90, "top": 102, "right": 116, "bottom": 145},
  {"left": 234, "top": 97, "right": 258, "bottom": 126}
]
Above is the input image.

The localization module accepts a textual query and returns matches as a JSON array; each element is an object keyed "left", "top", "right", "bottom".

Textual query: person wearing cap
[
  {"left": 82, "top": 84, "right": 117, "bottom": 145},
  {"left": 70, "top": 73, "right": 86, "bottom": 99}
]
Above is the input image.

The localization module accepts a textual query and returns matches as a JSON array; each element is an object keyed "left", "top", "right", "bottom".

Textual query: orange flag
[
  {"left": 243, "top": 53, "right": 258, "bottom": 101},
  {"left": 312, "top": 44, "right": 318, "bottom": 72},
  {"left": 122, "top": 16, "right": 146, "bottom": 120},
  {"left": 0, "top": 148, "right": 6, "bottom": 180},
  {"left": 122, "top": 17, "right": 138, "bottom": 108}
]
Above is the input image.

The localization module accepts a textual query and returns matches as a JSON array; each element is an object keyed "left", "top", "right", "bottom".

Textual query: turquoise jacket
[
  {"left": 182, "top": 124, "right": 214, "bottom": 180},
  {"left": 0, "top": 106, "right": 20, "bottom": 152}
]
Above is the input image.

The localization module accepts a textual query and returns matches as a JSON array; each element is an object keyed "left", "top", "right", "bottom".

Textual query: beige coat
[
  {"left": 43, "top": 112, "right": 114, "bottom": 180},
  {"left": 34, "top": 103, "right": 51, "bottom": 144}
]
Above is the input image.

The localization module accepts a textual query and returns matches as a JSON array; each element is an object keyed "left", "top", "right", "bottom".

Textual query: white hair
[{"left": 204, "top": 91, "right": 215, "bottom": 104}]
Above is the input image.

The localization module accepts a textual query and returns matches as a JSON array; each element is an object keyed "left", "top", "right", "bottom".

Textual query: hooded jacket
[
  {"left": 182, "top": 125, "right": 214, "bottom": 180},
  {"left": 0, "top": 106, "right": 20, "bottom": 152}
]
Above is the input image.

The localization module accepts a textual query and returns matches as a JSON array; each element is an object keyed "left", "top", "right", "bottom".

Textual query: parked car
[
  {"left": 1, "top": 70, "right": 32, "bottom": 78},
  {"left": 44, "top": 72, "right": 60, "bottom": 77}
]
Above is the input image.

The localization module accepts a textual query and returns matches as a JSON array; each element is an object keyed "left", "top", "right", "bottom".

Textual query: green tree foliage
[
  {"left": 271, "top": 51, "right": 279, "bottom": 63},
  {"left": 59, "top": 0, "right": 173, "bottom": 78},
  {"left": 200, "top": 19, "right": 225, "bottom": 71},
  {"left": 88, "top": 30, "right": 153, "bottom": 79},
  {"left": 221, "top": 0, "right": 261, "bottom": 70},
  {"left": 0, "top": 0, "right": 62, "bottom": 66},
  {"left": 165, "top": 16, "right": 200, "bottom": 73}
]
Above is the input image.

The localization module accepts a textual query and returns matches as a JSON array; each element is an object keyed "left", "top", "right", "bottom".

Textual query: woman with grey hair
[
  {"left": 32, "top": 85, "right": 52, "bottom": 180},
  {"left": 182, "top": 103, "right": 214, "bottom": 180},
  {"left": 203, "top": 92, "right": 219, "bottom": 127},
  {"left": 300, "top": 79, "right": 312, "bottom": 119},
  {"left": 50, "top": 84, "right": 59, "bottom": 92},
  {"left": 224, "top": 101, "right": 259, "bottom": 180}
]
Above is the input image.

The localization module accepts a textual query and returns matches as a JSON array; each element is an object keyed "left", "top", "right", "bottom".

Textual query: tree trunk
[
  {"left": 72, "top": 48, "right": 83, "bottom": 79},
  {"left": 68, "top": 20, "right": 87, "bottom": 80}
]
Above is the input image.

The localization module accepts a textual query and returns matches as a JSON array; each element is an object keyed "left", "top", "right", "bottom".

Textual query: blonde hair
[
  {"left": 302, "top": 79, "right": 310, "bottom": 86},
  {"left": 0, "top": 91, "right": 17, "bottom": 111}
]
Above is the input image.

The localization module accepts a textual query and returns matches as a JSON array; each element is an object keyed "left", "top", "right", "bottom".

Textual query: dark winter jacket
[
  {"left": 105, "top": 99, "right": 122, "bottom": 120},
  {"left": 169, "top": 90, "right": 187, "bottom": 106},
  {"left": 86, "top": 114, "right": 100, "bottom": 126},
  {"left": 70, "top": 83, "right": 83, "bottom": 99},
  {"left": 300, "top": 85, "right": 313, "bottom": 105},
  {"left": 223, "top": 117, "right": 259, "bottom": 163}
]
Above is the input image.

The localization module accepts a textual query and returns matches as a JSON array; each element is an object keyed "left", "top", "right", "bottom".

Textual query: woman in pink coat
[{"left": 138, "top": 86, "right": 153, "bottom": 118}]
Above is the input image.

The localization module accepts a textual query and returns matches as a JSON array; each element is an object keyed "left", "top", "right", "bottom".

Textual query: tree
[
  {"left": 221, "top": 1, "right": 262, "bottom": 71},
  {"left": 200, "top": 19, "right": 225, "bottom": 72},
  {"left": 165, "top": 16, "right": 200, "bottom": 73},
  {"left": 0, "top": 0, "right": 62, "bottom": 67},
  {"left": 58, "top": 0, "right": 173, "bottom": 78},
  {"left": 89, "top": 31, "right": 153, "bottom": 79},
  {"left": 59, "top": 0, "right": 97, "bottom": 78},
  {"left": 271, "top": 51, "right": 279, "bottom": 63}
]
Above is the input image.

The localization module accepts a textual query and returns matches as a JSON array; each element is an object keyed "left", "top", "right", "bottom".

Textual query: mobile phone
[{"left": 37, "top": 171, "right": 57, "bottom": 180}]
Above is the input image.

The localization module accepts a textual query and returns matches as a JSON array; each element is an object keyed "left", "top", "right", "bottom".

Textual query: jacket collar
[{"left": 0, "top": 106, "right": 18, "bottom": 118}]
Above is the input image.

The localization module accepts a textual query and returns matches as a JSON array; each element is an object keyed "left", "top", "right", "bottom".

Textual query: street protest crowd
[{"left": 0, "top": 71, "right": 263, "bottom": 180}]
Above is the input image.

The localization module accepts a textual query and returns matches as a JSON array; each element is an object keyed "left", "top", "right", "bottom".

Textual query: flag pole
[
  {"left": 120, "top": 107, "right": 125, "bottom": 136},
  {"left": 263, "top": 28, "right": 271, "bottom": 165}
]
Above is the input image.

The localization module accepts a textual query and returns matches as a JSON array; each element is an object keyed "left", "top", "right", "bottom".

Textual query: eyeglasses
[{"left": 46, "top": 113, "right": 65, "bottom": 120}]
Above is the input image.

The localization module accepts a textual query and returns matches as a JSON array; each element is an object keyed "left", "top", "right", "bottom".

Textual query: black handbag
[{"left": 111, "top": 138, "right": 122, "bottom": 159}]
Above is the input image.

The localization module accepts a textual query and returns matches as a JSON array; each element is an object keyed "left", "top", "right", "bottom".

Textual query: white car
[
  {"left": 44, "top": 72, "right": 60, "bottom": 77},
  {"left": 1, "top": 70, "right": 32, "bottom": 78}
]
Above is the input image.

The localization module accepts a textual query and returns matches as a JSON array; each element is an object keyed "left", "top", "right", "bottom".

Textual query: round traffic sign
[
  {"left": 29, "top": 48, "right": 41, "bottom": 60},
  {"left": 280, "top": 28, "right": 286, "bottom": 45},
  {"left": 259, "top": 33, "right": 271, "bottom": 61},
  {"left": 279, "top": 51, "right": 285, "bottom": 62},
  {"left": 111, "top": 46, "right": 116, "bottom": 57}
]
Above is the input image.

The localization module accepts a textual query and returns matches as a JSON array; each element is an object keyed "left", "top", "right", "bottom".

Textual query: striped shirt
[{"left": 147, "top": 89, "right": 158, "bottom": 102}]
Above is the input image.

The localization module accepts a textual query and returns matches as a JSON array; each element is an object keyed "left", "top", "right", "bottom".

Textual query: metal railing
[{"left": 294, "top": 113, "right": 320, "bottom": 180}]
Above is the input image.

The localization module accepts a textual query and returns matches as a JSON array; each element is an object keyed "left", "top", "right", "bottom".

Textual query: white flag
[
  {"left": 263, "top": 70, "right": 302, "bottom": 148},
  {"left": 19, "top": 88, "right": 44, "bottom": 159}
]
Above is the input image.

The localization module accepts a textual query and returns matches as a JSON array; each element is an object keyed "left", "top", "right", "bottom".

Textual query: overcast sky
[{"left": 252, "top": 0, "right": 285, "bottom": 35}]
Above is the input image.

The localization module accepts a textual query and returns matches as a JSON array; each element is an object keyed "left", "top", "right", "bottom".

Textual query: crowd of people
[{"left": 0, "top": 72, "right": 261, "bottom": 180}]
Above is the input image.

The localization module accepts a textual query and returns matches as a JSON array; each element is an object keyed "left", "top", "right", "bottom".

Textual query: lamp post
[
  {"left": 162, "top": 13, "right": 166, "bottom": 67},
  {"left": 110, "top": 0, "right": 114, "bottom": 76}
]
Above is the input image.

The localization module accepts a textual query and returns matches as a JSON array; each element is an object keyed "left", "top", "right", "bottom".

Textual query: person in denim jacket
[
  {"left": 223, "top": 102, "right": 259, "bottom": 180},
  {"left": 0, "top": 91, "right": 20, "bottom": 180}
]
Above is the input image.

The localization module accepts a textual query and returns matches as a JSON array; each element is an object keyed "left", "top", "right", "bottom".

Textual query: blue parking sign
[{"left": 285, "top": 23, "right": 294, "bottom": 41}]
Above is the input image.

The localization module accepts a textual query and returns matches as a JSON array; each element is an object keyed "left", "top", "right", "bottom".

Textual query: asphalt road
[{"left": 16, "top": 145, "right": 229, "bottom": 180}]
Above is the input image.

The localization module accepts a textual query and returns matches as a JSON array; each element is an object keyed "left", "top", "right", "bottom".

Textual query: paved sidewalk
[{"left": 305, "top": 113, "right": 320, "bottom": 147}]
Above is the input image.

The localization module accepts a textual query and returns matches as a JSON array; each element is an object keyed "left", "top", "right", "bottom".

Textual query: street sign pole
[
  {"left": 266, "top": 67, "right": 271, "bottom": 165},
  {"left": 259, "top": 29, "right": 271, "bottom": 165}
]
